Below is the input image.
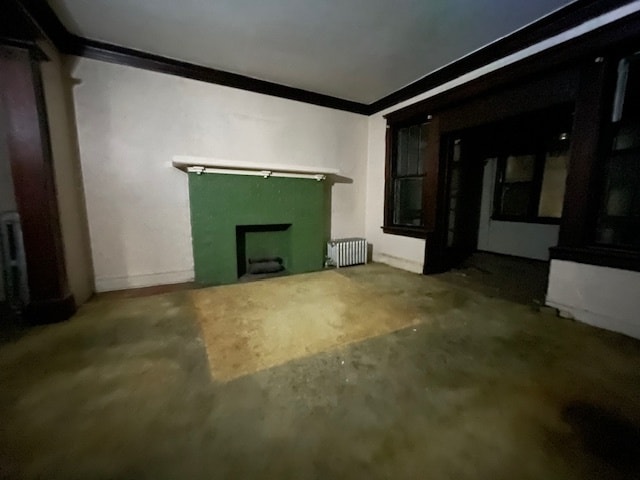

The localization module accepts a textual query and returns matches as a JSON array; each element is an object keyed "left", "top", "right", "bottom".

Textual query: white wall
[
  {"left": 547, "top": 260, "right": 640, "bottom": 339},
  {"left": 477, "top": 158, "right": 559, "bottom": 260},
  {"left": 71, "top": 58, "right": 368, "bottom": 292},
  {"left": 365, "top": 2, "right": 640, "bottom": 273},
  {"left": 365, "top": 115, "right": 425, "bottom": 273},
  {"left": 39, "top": 43, "right": 95, "bottom": 304}
]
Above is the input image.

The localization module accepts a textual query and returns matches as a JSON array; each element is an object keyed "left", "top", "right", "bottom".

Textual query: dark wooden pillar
[
  {"left": 557, "top": 58, "right": 610, "bottom": 248},
  {"left": 0, "top": 45, "right": 75, "bottom": 322}
]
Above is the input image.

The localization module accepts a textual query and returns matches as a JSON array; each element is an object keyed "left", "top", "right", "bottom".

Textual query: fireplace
[
  {"left": 236, "top": 223, "right": 291, "bottom": 281},
  {"left": 186, "top": 171, "right": 328, "bottom": 286}
]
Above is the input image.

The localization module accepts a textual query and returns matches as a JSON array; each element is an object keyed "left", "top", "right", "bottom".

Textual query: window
[
  {"left": 492, "top": 108, "right": 572, "bottom": 223},
  {"left": 594, "top": 53, "right": 640, "bottom": 249},
  {"left": 383, "top": 121, "right": 429, "bottom": 236}
]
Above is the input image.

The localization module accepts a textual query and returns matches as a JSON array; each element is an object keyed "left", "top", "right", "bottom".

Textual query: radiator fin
[{"left": 327, "top": 238, "right": 367, "bottom": 268}]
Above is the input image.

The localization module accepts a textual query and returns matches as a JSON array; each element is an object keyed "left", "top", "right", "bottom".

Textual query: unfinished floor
[{"left": 1, "top": 263, "right": 639, "bottom": 479}]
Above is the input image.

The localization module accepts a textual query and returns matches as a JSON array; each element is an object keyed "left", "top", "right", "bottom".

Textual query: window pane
[
  {"left": 596, "top": 152, "right": 640, "bottom": 247},
  {"left": 452, "top": 138, "right": 462, "bottom": 163},
  {"left": 613, "top": 121, "right": 640, "bottom": 151},
  {"left": 505, "top": 155, "right": 535, "bottom": 182},
  {"left": 500, "top": 183, "right": 533, "bottom": 217},
  {"left": 396, "top": 127, "right": 409, "bottom": 176},
  {"left": 538, "top": 153, "right": 568, "bottom": 218},
  {"left": 418, "top": 123, "right": 429, "bottom": 175},
  {"left": 616, "top": 56, "right": 640, "bottom": 125},
  {"left": 407, "top": 125, "right": 421, "bottom": 176},
  {"left": 393, "top": 177, "right": 423, "bottom": 226},
  {"left": 595, "top": 55, "right": 640, "bottom": 249}
]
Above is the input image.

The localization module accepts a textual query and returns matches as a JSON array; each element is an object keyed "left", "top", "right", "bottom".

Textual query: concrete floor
[{"left": 1, "top": 263, "right": 639, "bottom": 479}]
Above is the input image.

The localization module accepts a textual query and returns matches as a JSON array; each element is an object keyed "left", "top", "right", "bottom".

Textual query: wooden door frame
[
  {"left": 0, "top": 45, "right": 76, "bottom": 322},
  {"left": 421, "top": 68, "right": 581, "bottom": 274}
]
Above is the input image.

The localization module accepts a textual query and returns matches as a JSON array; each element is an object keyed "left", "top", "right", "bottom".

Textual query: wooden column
[{"left": 0, "top": 45, "right": 75, "bottom": 322}]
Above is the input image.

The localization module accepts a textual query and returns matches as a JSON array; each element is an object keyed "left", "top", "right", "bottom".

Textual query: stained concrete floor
[{"left": 1, "top": 263, "right": 640, "bottom": 479}]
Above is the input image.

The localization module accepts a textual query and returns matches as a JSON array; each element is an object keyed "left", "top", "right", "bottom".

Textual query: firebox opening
[{"left": 236, "top": 223, "right": 292, "bottom": 282}]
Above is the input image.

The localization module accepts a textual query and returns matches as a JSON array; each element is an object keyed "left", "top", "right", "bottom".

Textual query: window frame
[
  {"left": 382, "top": 118, "right": 432, "bottom": 239},
  {"left": 488, "top": 105, "right": 574, "bottom": 225},
  {"left": 382, "top": 13, "right": 640, "bottom": 273},
  {"left": 492, "top": 152, "right": 563, "bottom": 225},
  {"left": 591, "top": 51, "right": 640, "bottom": 251},
  {"left": 551, "top": 43, "right": 640, "bottom": 272}
]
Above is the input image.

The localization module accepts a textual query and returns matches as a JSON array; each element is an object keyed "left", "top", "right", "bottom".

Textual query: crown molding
[
  {"left": 368, "top": 0, "right": 638, "bottom": 114},
  {"left": 14, "top": 0, "right": 369, "bottom": 115},
  {"left": 13, "top": 0, "right": 640, "bottom": 116}
]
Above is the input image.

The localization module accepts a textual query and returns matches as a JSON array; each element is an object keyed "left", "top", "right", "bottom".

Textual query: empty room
[{"left": 1, "top": 0, "right": 640, "bottom": 478}]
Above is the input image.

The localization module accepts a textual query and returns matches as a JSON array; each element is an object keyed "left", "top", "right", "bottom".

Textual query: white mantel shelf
[{"left": 172, "top": 156, "right": 339, "bottom": 181}]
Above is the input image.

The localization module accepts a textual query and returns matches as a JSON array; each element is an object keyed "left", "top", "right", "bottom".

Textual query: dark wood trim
[
  {"left": 381, "top": 226, "right": 426, "bottom": 239},
  {"left": 490, "top": 215, "right": 561, "bottom": 225},
  {"left": 16, "top": 0, "right": 640, "bottom": 116},
  {"left": 12, "top": 0, "right": 72, "bottom": 51},
  {"left": 1, "top": 0, "right": 48, "bottom": 59},
  {"left": 16, "top": 0, "right": 369, "bottom": 115},
  {"left": 71, "top": 37, "right": 369, "bottom": 115},
  {"left": 382, "top": 119, "right": 435, "bottom": 239},
  {"left": 476, "top": 249, "right": 550, "bottom": 266},
  {"left": 383, "top": 125, "right": 394, "bottom": 228},
  {"left": 558, "top": 58, "right": 612, "bottom": 247},
  {"left": 422, "top": 136, "right": 452, "bottom": 274},
  {"left": 23, "top": 294, "right": 76, "bottom": 325},
  {"left": 550, "top": 246, "right": 640, "bottom": 272},
  {"left": 372, "top": 0, "right": 638, "bottom": 114},
  {"left": 423, "top": 116, "right": 440, "bottom": 232},
  {"left": 0, "top": 45, "right": 76, "bottom": 322},
  {"left": 384, "top": 11, "right": 640, "bottom": 123}
]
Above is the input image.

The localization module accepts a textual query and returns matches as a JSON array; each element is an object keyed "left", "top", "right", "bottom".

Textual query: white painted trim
[
  {"left": 95, "top": 269, "right": 194, "bottom": 292},
  {"left": 173, "top": 155, "right": 339, "bottom": 176},
  {"left": 379, "top": 1, "right": 640, "bottom": 116},
  {"left": 546, "top": 299, "right": 640, "bottom": 340},
  {"left": 186, "top": 166, "right": 326, "bottom": 181},
  {"left": 372, "top": 253, "right": 423, "bottom": 274}
]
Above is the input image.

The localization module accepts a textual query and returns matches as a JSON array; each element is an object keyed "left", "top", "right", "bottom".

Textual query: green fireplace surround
[{"left": 188, "top": 172, "right": 329, "bottom": 285}]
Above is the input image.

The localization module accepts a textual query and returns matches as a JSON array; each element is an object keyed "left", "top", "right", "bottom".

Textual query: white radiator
[
  {"left": 1, "top": 211, "right": 29, "bottom": 307},
  {"left": 327, "top": 238, "right": 367, "bottom": 268}
]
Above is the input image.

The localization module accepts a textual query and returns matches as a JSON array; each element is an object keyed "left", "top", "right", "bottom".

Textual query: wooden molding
[
  {"left": 384, "top": 11, "right": 640, "bottom": 124},
  {"left": 16, "top": 0, "right": 369, "bottom": 115},
  {"left": 380, "top": 226, "right": 427, "bottom": 239},
  {"left": 15, "top": 0, "right": 640, "bottom": 116},
  {"left": 550, "top": 246, "right": 640, "bottom": 272},
  {"left": 0, "top": 45, "right": 76, "bottom": 322},
  {"left": 71, "top": 37, "right": 370, "bottom": 115},
  {"left": 371, "top": 0, "right": 638, "bottom": 114}
]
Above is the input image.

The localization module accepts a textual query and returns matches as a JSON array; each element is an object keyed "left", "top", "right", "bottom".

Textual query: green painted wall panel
[{"left": 189, "top": 173, "right": 327, "bottom": 285}]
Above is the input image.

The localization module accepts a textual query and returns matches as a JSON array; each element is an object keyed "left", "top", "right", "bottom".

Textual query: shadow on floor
[
  {"left": 0, "top": 301, "right": 30, "bottom": 345},
  {"left": 1, "top": 263, "right": 639, "bottom": 479},
  {"left": 435, "top": 252, "right": 550, "bottom": 306}
]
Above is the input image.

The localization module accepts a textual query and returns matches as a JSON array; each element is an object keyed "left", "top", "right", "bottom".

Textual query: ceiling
[{"left": 48, "top": 0, "right": 574, "bottom": 104}]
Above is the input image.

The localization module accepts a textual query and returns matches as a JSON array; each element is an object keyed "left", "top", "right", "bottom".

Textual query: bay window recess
[{"left": 492, "top": 106, "right": 572, "bottom": 224}]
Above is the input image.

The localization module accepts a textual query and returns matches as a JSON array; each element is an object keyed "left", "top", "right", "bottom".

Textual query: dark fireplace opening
[{"left": 236, "top": 224, "right": 292, "bottom": 282}]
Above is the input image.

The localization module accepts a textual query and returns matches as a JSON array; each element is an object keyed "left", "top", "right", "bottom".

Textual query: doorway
[{"left": 427, "top": 104, "right": 574, "bottom": 302}]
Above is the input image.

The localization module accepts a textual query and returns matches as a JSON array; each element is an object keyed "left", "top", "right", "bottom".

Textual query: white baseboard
[
  {"left": 95, "top": 269, "right": 195, "bottom": 292},
  {"left": 546, "top": 299, "right": 640, "bottom": 340},
  {"left": 372, "top": 253, "right": 423, "bottom": 274}
]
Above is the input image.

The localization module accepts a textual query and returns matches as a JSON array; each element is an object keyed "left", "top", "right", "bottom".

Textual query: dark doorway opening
[
  {"left": 430, "top": 104, "right": 574, "bottom": 273},
  {"left": 425, "top": 104, "right": 574, "bottom": 304}
]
